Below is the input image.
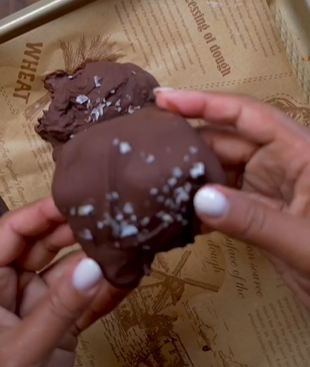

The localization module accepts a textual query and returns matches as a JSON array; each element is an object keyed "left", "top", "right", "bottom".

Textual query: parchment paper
[
  {"left": 268, "top": 0, "right": 310, "bottom": 102},
  {"left": 1, "top": 1, "right": 310, "bottom": 366}
]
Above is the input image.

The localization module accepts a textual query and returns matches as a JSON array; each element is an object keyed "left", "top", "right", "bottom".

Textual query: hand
[
  {"left": 0, "top": 196, "right": 129, "bottom": 367},
  {"left": 155, "top": 88, "right": 310, "bottom": 309}
]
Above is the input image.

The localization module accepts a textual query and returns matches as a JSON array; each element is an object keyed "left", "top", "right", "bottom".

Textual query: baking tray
[{"left": 0, "top": 0, "right": 97, "bottom": 45}]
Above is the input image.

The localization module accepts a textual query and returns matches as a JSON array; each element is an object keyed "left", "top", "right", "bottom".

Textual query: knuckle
[
  {"left": 47, "top": 292, "right": 79, "bottom": 322},
  {"left": 240, "top": 202, "right": 266, "bottom": 239}
]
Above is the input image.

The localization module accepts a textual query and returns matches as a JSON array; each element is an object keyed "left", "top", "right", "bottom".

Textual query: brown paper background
[
  {"left": 269, "top": 0, "right": 310, "bottom": 102},
  {"left": 1, "top": 1, "right": 310, "bottom": 366}
]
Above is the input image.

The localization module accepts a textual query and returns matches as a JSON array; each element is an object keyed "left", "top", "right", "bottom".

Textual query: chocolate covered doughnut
[
  {"left": 52, "top": 106, "right": 225, "bottom": 289},
  {"left": 35, "top": 60, "right": 160, "bottom": 160},
  {"left": 0, "top": 196, "right": 9, "bottom": 218}
]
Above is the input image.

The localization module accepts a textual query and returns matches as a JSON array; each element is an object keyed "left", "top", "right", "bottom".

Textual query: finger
[
  {"left": 0, "top": 267, "right": 17, "bottom": 311},
  {"left": 40, "top": 251, "right": 129, "bottom": 333},
  {"left": 10, "top": 258, "right": 102, "bottom": 365},
  {"left": 155, "top": 89, "right": 295, "bottom": 144},
  {"left": 197, "top": 125, "right": 258, "bottom": 165},
  {"left": 16, "top": 251, "right": 83, "bottom": 318},
  {"left": 16, "top": 223, "right": 75, "bottom": 271},
  {"left": 75, "top": 283, "right": 130, "bottom": 333},
  {"left": 193, "top": 185, "right": 310, "bottom": 272},
  {"left": 0, "top": 196, "right": 67, "bottom": 266}
]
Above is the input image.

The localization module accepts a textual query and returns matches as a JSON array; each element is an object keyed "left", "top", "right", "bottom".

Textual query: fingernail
[
  {"left": 153, "top": 87, "right": 174, "bottom": 95},
  {"left": 72, "top": 258, "right": 102, "bottom": 293},
  {"left": 194, "top": 187, "right": 229, "bottom": 217}
]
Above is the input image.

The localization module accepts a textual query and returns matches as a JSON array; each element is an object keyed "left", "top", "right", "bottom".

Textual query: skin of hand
[
  {"left": 0, "top": 196, "right": 129, "bottom": 367},
  {"left": 155, "top": 88, "right": 310, "bottom": 310}
]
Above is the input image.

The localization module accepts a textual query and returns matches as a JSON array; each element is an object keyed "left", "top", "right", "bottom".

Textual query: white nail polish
[
  {"left": 72, "top": 258, "right": 102, "bottom": 292},
  {"left": 194, "top": 188, "right": 228, "bottom": 217},
  {"left": 153, "top": 87, "right": 174, "bottom": 95}
]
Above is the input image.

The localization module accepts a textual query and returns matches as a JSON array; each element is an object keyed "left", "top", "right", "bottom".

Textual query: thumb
[
  {"left": 13, "top": 258, "right": 103, "bottom": 365},
  {"left": 193, "top": 185, "right": 310, "bottom": 271}
]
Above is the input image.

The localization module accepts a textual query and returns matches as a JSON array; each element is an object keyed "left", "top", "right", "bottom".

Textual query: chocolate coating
[
  {"left": 0, "top": 196, "right": 9, "bottom": 217},
  {"left": 52, "top": 107, "right": 225, "bottom": 289},
  {"left": 35, "top": 60, "right": 160, "bottom": 160}
]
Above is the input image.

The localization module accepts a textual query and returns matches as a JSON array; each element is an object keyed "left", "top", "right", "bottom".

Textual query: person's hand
[
  {"left": 155, "top": 88, "right": 310, "bottom": 309},
  {"left": 0, "top": 196, "right": 129, "bottom": 367}
]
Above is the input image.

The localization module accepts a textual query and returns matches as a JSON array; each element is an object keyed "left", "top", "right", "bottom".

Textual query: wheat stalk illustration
[
  {"left": 24, "top": 35, "right": 125, "bottom": 121},
  {"left": 265, "top": 97, "right": 310, "bottom": 127}
]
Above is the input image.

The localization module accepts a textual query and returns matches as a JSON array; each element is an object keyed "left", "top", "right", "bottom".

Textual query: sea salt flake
[
  {"left": 172, "top": 167, "right": 183, "bottom": 178},
  {"left": 76, "top": 95, "right": 89, "bottom": 104},
  {"left": 132, "top": 71, "right": 136, "bottom": 75},
  {"left": 150, "top": 188, "right": 158, "bottom": 196},
  {"left": 116, "top": 213, "right": 124, "bottom": 221},
  {"left": 106, "top": 101, "right": 112, "bottom": 107},
  {"left": 111, "top": 89, "right": 116, "bottom": 94},
  {"left": 115, "top": 99, "right": 121, "bottom": 107},
  {"left": 123, "top": 203, "right": 134, "bottom": 214},
  {"left": 107, "top": 191, "right": 119, "bottom": 201},
  {"left": 91, "top": 107, "right": 100, "bottom": 121},
  {"left": 120, "top": 142, "right": 132, "bottom": 154},
  {"left": 161, "top": 214, "right": 174, "bottom": 223},
  {"left": 79, "top": 229, "right": 93, "bottom": 241},
  {"left": 141, "top": 217, "right": 150, "bottom": 226},
  {"left": 111, "top": 192, "right": 120, "bottom": 200},
  {"left": 35, "top": 103, "right": 41, "bottom": 109},
  {"left": 190, "top": 162, "right": 205, "bottom": 179},
  {"left": 168, "top": 177, "right": 177, "bottom": 187},
  {"left": 189, "top": 146, "right": 198, "bottom": 154},
  {"left": 145, "top": 154, "right": 155, "bottom": 164},
  {"left": 78, "top": 204, "right": 95, "bottom": 216},
  {"left": 97, "top": 221, "right": 106, "bottom": 229},
  {"left": 68, "top": 75, "right": 74, "bottom": 79},
  {"left": 69, "top": 134, "right": 75, "bottom": 139},
  {"left": 98, "top": 104, "right": 105, "bottom": 116},
  {"left": 174, "top": 187, "right": 190, "bottom": 206},
  {"left": 128, "top": 105, "right": 135, "bottom": 114},
  {"left": 113, "top": 138, "right": 120, "bottom": 146},
  {"left": 120, "top": 223, "right": 139, "bottom": 238},
  {"left": 117, "top": 107, "right": 122, "bottom": 112},
  {"left": 94, "top": 75, "right": 102, "bottom": 87}
]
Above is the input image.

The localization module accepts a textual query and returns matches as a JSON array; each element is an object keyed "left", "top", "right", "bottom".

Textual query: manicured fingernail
[
  {"left": 153, "top": 87, "right": 174, "bottom": 95},
  {"left": 72, "top": 258, "right": 102, "bottom": 293},
  {"left": 194, "top": 187, "right": 229, "bottom": 217}
]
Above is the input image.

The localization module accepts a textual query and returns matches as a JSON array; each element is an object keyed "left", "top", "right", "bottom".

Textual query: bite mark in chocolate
[{"left": 35, "top": 60, "right": 160, "bottom": 160}]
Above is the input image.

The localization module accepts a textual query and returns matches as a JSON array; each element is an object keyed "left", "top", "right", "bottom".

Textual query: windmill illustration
[
  {"left": 146, "top": 250, "right": 220, "bottom": 314},
  {"left": 24, "top": 35, "right": 124, "bottom": 122},
  {"left": 114, "top": 249, "right": 220, "bottom": 337}
]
